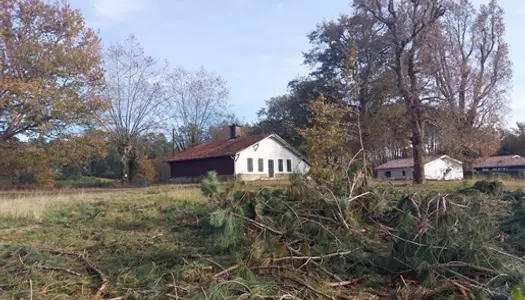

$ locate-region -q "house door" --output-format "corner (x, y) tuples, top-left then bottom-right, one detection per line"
(268, 160), (275, 178)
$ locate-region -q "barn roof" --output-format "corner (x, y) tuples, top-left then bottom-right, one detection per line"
(473, 155), (525, 168)
(166, 134), (272, 162)
(375, 155), (461, 170)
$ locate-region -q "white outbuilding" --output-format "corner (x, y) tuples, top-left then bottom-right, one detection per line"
(375, 155), (463, 180)
(166, 124), (310, 182)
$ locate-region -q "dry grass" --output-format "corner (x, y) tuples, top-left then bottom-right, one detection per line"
(0, 185), (204, 219)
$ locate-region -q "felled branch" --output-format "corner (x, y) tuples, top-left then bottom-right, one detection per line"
(47, 248), (108, 298)
(271, 250), (353, 263)
(35, 263), (81, 276)
(231, 213), (284, 235)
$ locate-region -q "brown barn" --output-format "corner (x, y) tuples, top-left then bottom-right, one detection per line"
(166, 125), (310, 182)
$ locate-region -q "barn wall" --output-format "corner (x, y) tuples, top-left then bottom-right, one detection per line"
(169, 156), (234, 179)
(377, 168), (413, 180)
(235, 136), (310, 180)
(424, 158), (463, 180)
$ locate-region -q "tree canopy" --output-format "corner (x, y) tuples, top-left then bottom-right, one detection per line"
(0, 0), (106, 142)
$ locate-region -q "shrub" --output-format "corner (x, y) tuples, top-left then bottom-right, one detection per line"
(472, 180), (505, 196)
(135, 157), (155, 183)
(12, 172), (38, 185)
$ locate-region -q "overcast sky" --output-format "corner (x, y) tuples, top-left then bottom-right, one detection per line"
(69, 0), (525, 127)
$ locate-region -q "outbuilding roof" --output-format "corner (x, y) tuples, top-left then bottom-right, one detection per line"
(375, 155), (461, 170)
(166, 134), (271, 162)
(473, 155), (525, 168)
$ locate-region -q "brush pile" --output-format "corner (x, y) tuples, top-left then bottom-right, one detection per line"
(182, 173), (525, 299)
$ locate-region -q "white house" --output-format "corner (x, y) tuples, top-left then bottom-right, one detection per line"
(376, 155), (463, 180)
(166, 125), (310, 182)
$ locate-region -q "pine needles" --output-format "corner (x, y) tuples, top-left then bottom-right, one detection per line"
(194, 174), (525, 299)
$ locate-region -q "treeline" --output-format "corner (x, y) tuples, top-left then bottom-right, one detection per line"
(251, 0), (512, 183)
(0, 0), (239, 187)
(0, 0), (517, 186)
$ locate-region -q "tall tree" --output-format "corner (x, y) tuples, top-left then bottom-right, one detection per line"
(356, 0), (446, 184)
(103, 35), (166, 183)
(0, 0), (105, 142)
(166, 67), (229, 151)
(498, 122), (525, 156)
(252, 92), (311, 148)
(208, 116), (248, 141)
(256, 11), (399, 154)
(432, 0), (511, 174)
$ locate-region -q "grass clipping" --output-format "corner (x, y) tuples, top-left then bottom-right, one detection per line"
(196, 172), (525, 300)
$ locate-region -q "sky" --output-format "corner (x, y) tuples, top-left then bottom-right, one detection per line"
(68, 0), (525, 127)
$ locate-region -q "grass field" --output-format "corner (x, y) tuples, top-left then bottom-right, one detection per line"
(54, 176), (116, 189)
(373, 178), (525, 192)
(0, 178), (523, 299)
(0, 185), (212, 299)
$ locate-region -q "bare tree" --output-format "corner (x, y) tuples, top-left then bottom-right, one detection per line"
(433, 0), (511, 175)
(166, 67), (230, 151)
(355, 0), (446, 184)
(103, 35), (167, 183)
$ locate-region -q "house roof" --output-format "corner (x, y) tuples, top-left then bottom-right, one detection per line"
(166, 134), (272, 162)
(473, 155), (525, 168)
(375, 155), (461, 170)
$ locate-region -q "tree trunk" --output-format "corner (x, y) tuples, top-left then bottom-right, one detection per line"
(128, 158), (136, 183)
(411, 137), (425, 184)
(409, 106), (426, 184)
(118, 143), (132, 185)
(119, 156), (127, 185)
(462, 160), (473, 179)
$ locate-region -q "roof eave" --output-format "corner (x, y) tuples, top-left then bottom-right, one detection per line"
(164, 153), (234, 163)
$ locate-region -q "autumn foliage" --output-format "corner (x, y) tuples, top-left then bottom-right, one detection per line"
(135, 157), (156, 183)
(299, 95), (355, 185)
(0, 0), (106, 141)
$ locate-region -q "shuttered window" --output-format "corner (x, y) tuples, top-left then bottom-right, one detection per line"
(278, 159), (284, 172)
(247, 158), (253, 172)
(258, 159), (264, 172)
(286, 159), (292, 172)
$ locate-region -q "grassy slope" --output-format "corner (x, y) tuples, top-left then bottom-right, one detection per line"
(0, 179), (521, 299)
(0, 186), (223, 299)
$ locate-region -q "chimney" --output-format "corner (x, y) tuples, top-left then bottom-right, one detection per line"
(229, 123), (241, 140)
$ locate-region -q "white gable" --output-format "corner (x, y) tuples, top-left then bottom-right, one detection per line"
(376, 155), (463, 181)
(424, 156), (463, 180)
(234, 135), (310, 178)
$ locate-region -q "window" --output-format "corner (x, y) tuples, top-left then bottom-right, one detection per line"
(247, 158), (253, 172)
(385, 171), (391, 178)
(286, 159), (292, 172)
(258, 158), (264, 172)
(278, 159), (284, 172)
(402, 170), (406, 176)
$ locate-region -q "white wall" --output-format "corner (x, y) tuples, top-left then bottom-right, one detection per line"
(376, 157), (463, 181)
(235, 136), (310, 180)
(424, 158), (463, 180)
(377, 168), (413, 180)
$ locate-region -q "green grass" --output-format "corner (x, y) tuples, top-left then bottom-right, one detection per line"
(55, 176), (116, 189)
(0, 178), (520, 299)
(372, 178), (525, 193)
(0, 185), (220, 299)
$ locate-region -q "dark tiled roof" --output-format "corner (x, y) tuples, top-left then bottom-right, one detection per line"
(166, 134), (271, 162)
(473, 155), (525, 168)
(375, 156), (441, 170)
